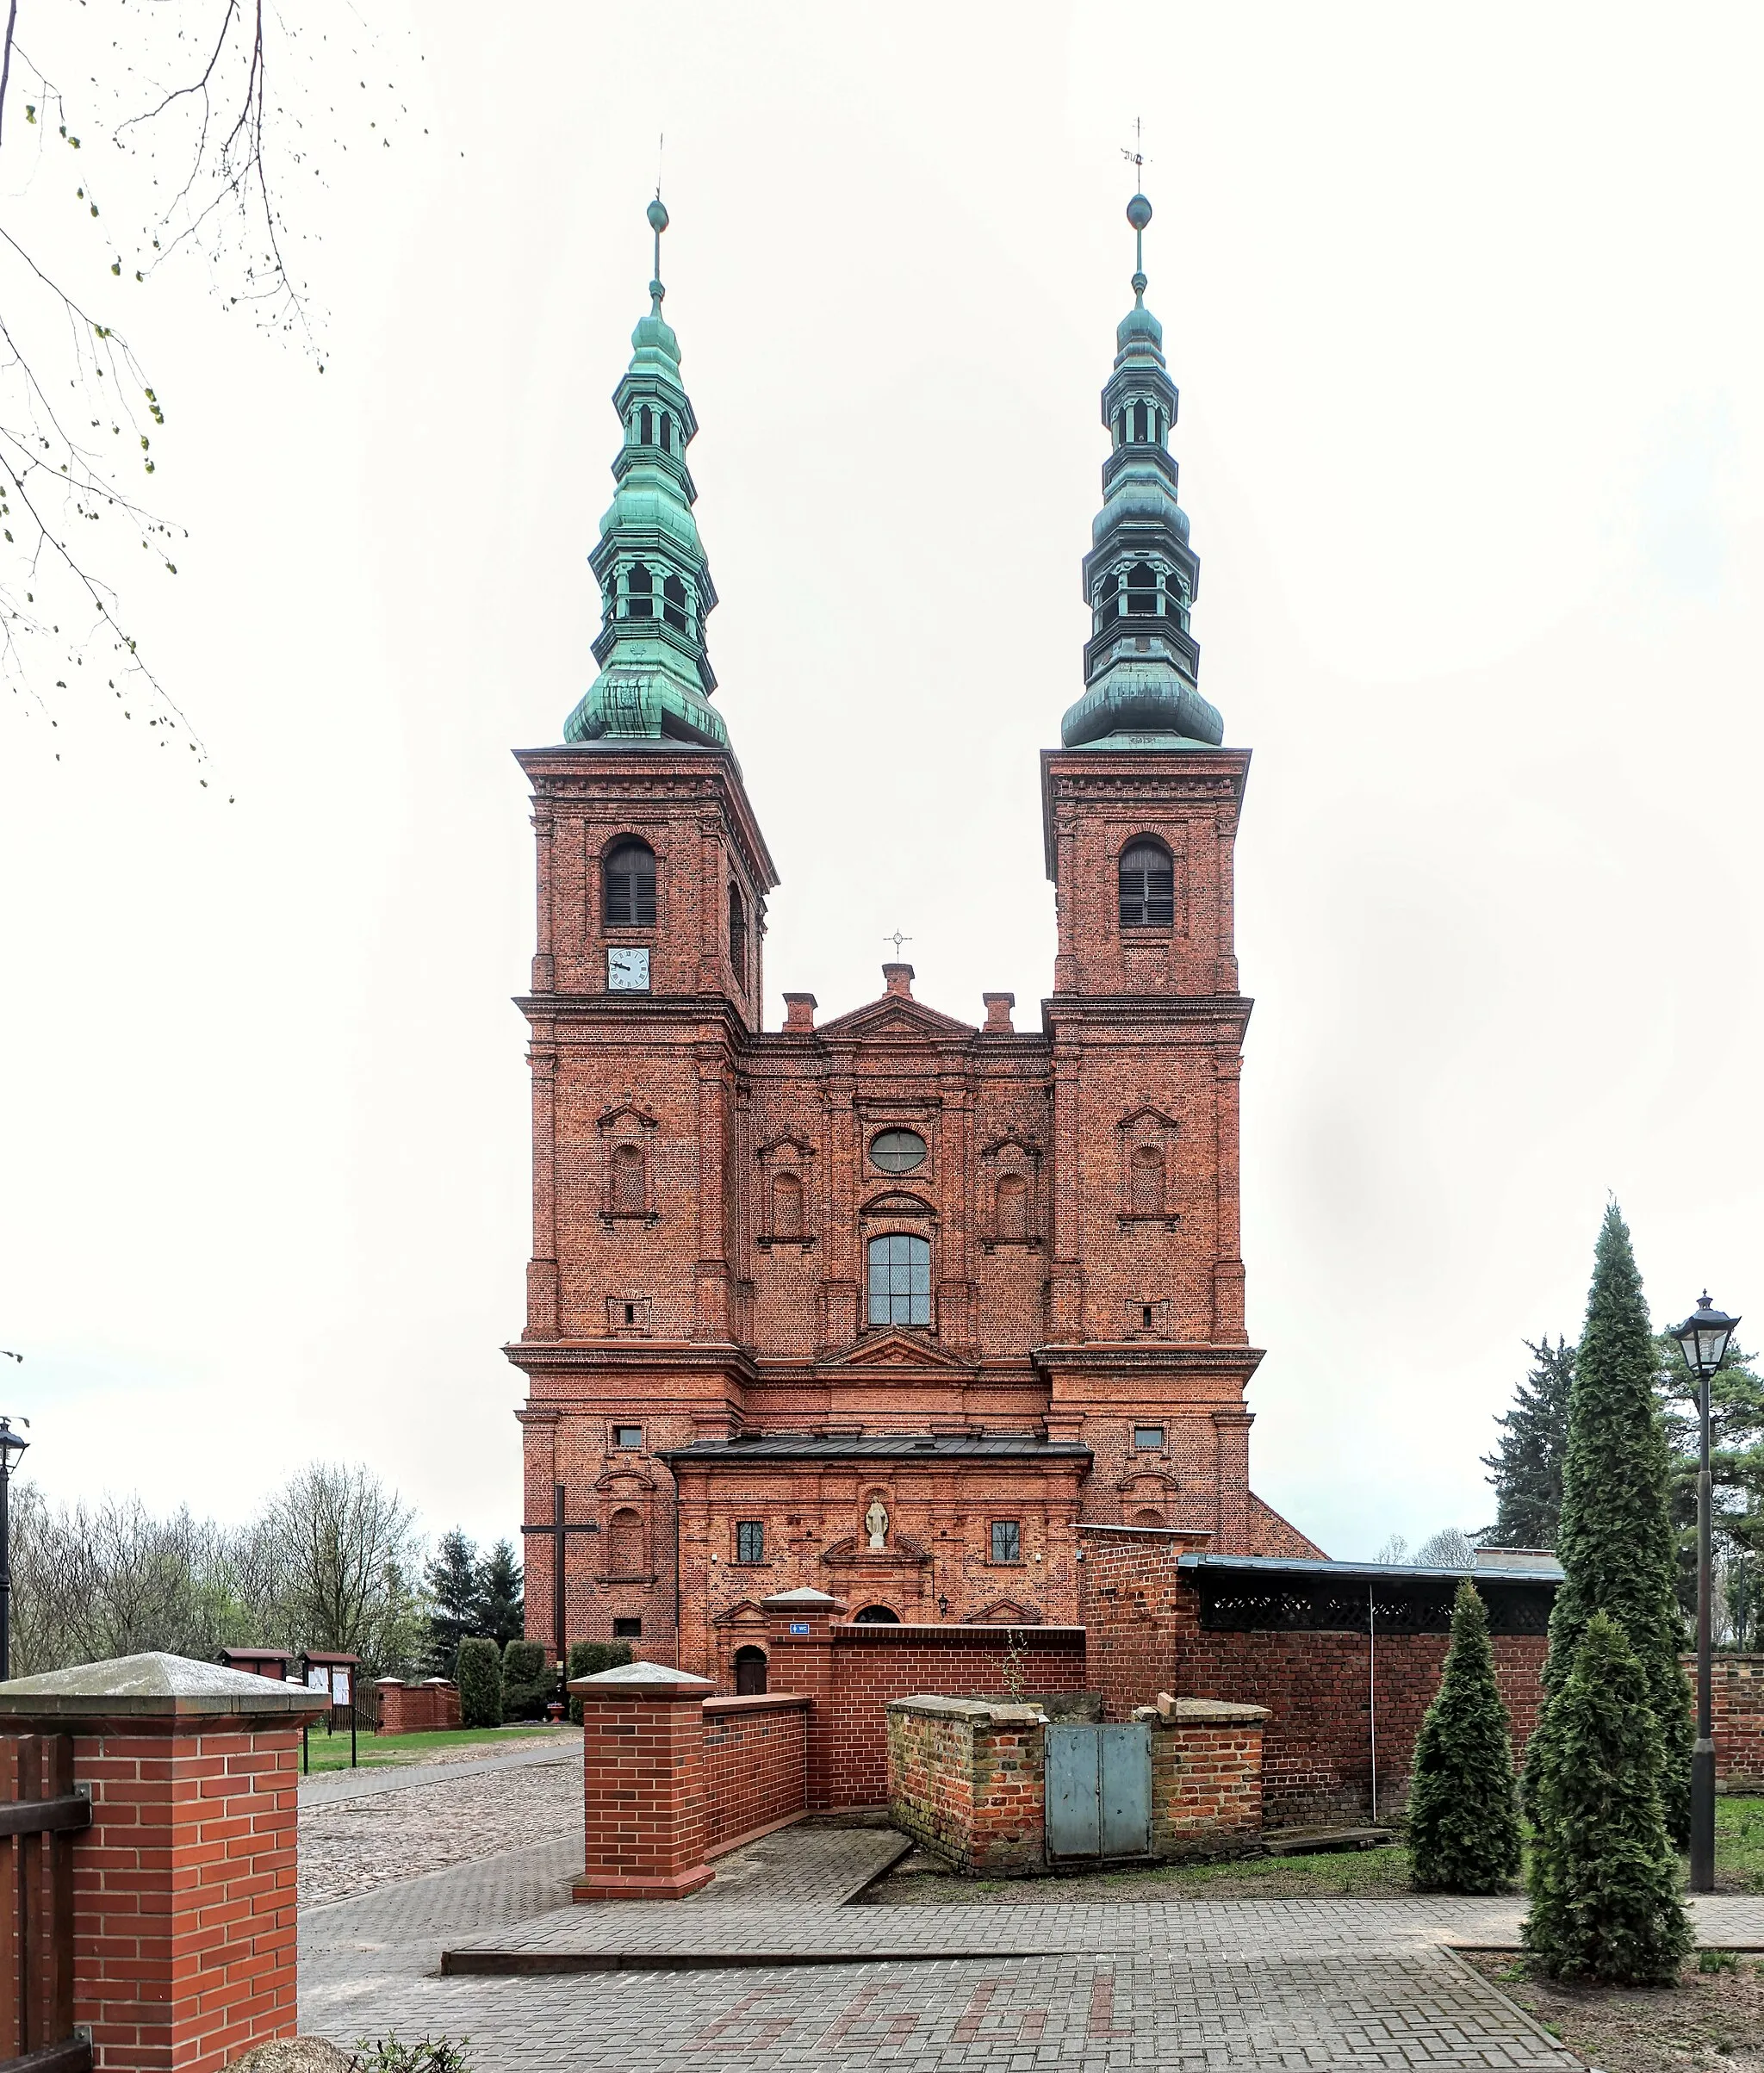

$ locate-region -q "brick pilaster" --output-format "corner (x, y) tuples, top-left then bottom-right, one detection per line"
(569, 1663), (716, 1900)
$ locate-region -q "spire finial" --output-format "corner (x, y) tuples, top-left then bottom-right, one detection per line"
(1121, 120), (1152, 304)
(648, 138), (668, 308)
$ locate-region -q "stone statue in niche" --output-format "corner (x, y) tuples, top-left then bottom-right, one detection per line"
(864, 1497), (889, 1550)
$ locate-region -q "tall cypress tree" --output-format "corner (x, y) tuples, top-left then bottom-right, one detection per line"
(1481, 1338), (1575, 1549)
(1407, 1580), (1522, 1892)
(1525, 1613), (1692, 1984)
(1524, 1205), (1693, 1847)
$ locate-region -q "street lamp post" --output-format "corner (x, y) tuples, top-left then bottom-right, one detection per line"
(0, 1416), (31, 1683)
(1671, 1292), (1741, 1895)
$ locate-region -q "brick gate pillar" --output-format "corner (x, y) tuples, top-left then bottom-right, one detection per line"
(761, 1590), (848, 1809)
(568, 1661), (715, 1900)
(0, 1649), (326, 2073)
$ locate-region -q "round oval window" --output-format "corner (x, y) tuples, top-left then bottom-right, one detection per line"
(870, 1129), (927, 1174)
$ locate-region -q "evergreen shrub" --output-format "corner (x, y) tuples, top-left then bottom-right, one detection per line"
(455, 1637), (502, 1729)
(1525, 1611), (1691, 1984)
(1407, 1580), (1522, 1892)
(500, 1639), (554, 1720)
(1524, 1205), (1693, 1847)
(566, 1640), (634, 1726)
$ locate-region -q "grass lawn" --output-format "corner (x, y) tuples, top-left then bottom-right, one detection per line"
(864, 1794), (1764, 1905)
(298, 1722), (578, 1774)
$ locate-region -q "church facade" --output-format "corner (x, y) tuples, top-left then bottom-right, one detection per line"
(511, 192), (1320, 1686)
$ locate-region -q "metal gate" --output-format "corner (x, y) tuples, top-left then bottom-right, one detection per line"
(1044, 1722), (1152, 1860)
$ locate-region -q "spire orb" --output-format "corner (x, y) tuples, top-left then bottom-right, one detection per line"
(1126, 192), (1152, 232)
(647, 197), (669, 234)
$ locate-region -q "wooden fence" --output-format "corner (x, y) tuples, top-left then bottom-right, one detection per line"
(0, 1734), (91, 2072)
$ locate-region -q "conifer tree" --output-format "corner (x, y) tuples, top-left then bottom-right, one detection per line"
(474, 1541), (525, 1649)
(1525, 1612), (1692, 1984)
(1407, 1580), (1522, 1892)
(1523, 1205), (1693, 1848)
(424, 1529), (480, 1678)
(1481, 1338), (1575, 1549)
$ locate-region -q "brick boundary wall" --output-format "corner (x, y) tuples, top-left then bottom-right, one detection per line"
(1078, 1526), (1553, 1828)
(1147, 1698), (1267, 1854)
(373, 1679), (462, 1735)
(701, 1695), (810, 1852)
(1684, 1654), (1764, 1791)
(0, 1654), (325, 2073)
(821, 1623), (1089, 1806)
(570, 1667), (717, 1901)
(886, 1698), (1046, 1874)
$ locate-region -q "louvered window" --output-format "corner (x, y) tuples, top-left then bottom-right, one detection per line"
(1119, 838), (1174, 928)
(604, 840), (656, 926)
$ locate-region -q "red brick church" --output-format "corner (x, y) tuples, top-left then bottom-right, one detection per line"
(511, 191), (1321, 1686)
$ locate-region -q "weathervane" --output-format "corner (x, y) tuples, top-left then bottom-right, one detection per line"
(1121, 117), (1148, 181)
(648, 133), (668, 303)
(884, 931), (912, 957)
(1121, 119), (1152, 299)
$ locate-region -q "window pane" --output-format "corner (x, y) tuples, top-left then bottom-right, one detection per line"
(1134, 1425), (1164, 1450)
(736, 1520), (764, 1564)
(871, 1130), (927, 1173)
(613, 1426), (643, 1449)
(991, 1520), (1022, 1563)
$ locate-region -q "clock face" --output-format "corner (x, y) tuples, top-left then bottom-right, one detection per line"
(607, 947), (650, 992)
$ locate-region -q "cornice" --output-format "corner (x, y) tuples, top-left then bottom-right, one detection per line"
(514, 743), (778, 891)
(504, 1339), (761, 1385)
(1033, 1341), (1264, 1379)
(1039, 995), (1253, 1034)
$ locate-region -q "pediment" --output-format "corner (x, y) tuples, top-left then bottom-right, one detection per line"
(1116, 1468), (1183, 1493)
(859, 1190), (937, 1221)
(980, 1132), (1041, 1161)
(593, 1467), (657, 1494)
(1117, 1104), (1179, 1133)
(823, 1533), (931, 1569)
(819, 994), (974, 1041)
(597, 1101), (659, 1133)
(757, 1133), (815, 1161)
(711, 1598), (770, 1629)
(822, 1332), (974, 1375)
(971, 1598), (1044, 1625)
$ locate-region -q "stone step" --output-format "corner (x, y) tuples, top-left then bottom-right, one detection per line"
(1261, 1825), (1395, 1856)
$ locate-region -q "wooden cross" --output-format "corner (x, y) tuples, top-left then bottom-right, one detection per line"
(520, 1481), (600, 1666)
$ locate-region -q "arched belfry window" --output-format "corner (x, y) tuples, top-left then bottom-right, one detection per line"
(662, 573), (689, 632)
(638, 406), (654, 445)
(727, 882), (748, 980)
(625, 562), (654, 620)
(1098, 570), (1121, 630)
(604, 839), (656, 928)
(1119, 837), (1175, 929)
(1125, 562), (1158, 617)
(867, 1233), (930, 1327)
(658, 413), (673, 453)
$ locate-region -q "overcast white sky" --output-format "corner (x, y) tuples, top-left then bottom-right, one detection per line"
(3, 4), (1761, 1565)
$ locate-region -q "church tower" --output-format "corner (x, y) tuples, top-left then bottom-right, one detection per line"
(509, 190), (1315, 1687)
(1036, 190), (1258, 1546)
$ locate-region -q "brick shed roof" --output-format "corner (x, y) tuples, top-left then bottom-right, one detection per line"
(660, 1432), (1092, 1463)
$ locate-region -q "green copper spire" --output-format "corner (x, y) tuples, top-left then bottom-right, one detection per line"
(1059, 190), (1223, 751)
(562, 198), (730, 750)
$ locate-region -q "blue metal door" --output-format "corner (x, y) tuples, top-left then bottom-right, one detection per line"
(1045, 1722), (1152, 1859)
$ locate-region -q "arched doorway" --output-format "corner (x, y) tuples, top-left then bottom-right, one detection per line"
(732, 1646), (767, 1695)
(853, 1604), (900, 1624)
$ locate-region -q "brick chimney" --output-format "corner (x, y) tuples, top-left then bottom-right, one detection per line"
(882, 963), (915, 998)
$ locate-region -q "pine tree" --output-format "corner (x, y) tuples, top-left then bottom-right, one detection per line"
(1481, 1338), (1575, 1549)
(1524, 1612), (1692, 1984)
(1407, 1580), (1522, 1892)
(475, 1541), (525, 1649)
(1524, 1205), (1693, 1848)
(424, 1528), (480, 1678)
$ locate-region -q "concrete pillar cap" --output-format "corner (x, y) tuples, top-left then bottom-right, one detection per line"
(0, 1651), (331, 1718)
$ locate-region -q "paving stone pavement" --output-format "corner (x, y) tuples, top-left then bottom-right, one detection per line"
(301, 1819), (1764, 2068)
(298, 1736), (580, 1808)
